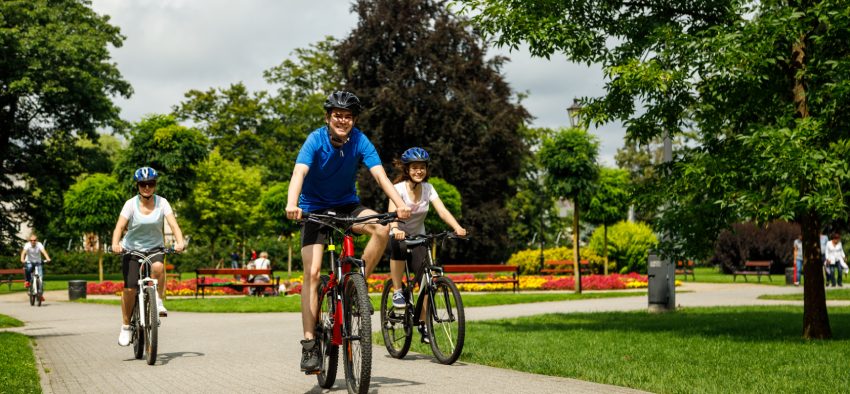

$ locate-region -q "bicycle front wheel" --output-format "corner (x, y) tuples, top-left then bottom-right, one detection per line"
(36, 277), (42, 307)
(427, 276), (465, 365)
(132, 297), (144, 359)
(144, 286), (158, 365)
(380, 278), (412, 359)
(28, 285), (35, 306)
(316, 275), (338, 389)
(342, 273), (372, 394)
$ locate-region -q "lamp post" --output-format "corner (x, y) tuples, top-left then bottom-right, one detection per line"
(567, 98), (582, 128)
(566, 98), (584, 293)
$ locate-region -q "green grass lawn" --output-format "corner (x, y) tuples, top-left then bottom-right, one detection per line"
(0, 314), (40, 393)
(760, 288), (850, 301)
(379, 305), (850, 394)
(685, 266), (787, 285)
(75, 290), (647, 312)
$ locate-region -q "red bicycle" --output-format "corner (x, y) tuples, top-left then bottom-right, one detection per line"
(302, 211), (398, 394)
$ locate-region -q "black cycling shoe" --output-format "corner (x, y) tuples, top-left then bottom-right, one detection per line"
(300, 339), (321, 372)
(418, 324), (430, 344)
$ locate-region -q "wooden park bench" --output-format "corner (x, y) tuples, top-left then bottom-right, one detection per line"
(540, 259), (591, 275)
(0, 268), (25, 290)
(441, 264), (519, 293)
(676, 260), (696, 281)
(195, 268), (280, 298)
(733, 260), (772, 282)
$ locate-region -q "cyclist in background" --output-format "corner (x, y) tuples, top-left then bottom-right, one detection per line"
(285, 91), (411, 372)
(387, 147), (466, 343)
(20, 233), (51, 301)
(111, 167), (185, 347)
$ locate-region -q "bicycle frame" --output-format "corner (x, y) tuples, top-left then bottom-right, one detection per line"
(124, 249), (168, 327)
(404, 238), (449, 326)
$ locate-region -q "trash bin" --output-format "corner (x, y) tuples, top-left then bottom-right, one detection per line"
(647, 253), (675, 312)
(785, 267), (795, 285)
(68, 280), (87, 300)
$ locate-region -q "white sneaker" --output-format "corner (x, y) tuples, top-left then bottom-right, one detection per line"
(118, 325), (132, 346)
(392, 289), (406, 308)
(156, 299), (168, 317)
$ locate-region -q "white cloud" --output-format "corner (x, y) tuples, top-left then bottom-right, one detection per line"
(90, 0), (624, 165)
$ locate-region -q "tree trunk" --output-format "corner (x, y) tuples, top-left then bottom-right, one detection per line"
(573, 199), (582, 293)
(791, 27), (830, 338)
(98, 251), (104, 283)
(800, 212), (830, 338)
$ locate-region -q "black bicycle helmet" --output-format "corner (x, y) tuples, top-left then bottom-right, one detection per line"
(323, 91), (362, 115)
(401, 147), (430, 164)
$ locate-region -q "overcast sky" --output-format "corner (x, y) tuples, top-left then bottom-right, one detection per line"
(90, 0), (624, 165)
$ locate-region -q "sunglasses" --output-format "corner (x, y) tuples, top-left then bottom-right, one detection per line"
(138, 182), (157, 188)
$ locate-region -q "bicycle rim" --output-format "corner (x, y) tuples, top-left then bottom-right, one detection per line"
(380, 278), (412, 359)
(144, 287), (158, 365)
(427, 277), (465, 365)
(132, 298), (144, 359)
(343, 274), (372, 394)
(316, 275), (338, 389)
(29, 287), (35, 306)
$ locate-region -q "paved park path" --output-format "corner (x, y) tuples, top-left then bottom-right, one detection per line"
(0, 282), (829, 394)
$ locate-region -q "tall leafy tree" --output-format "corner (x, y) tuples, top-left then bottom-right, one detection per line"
(254, 181), (300, 275)
(113, 115), (209, 202)
(181, 150), (262, 263)
(0, 0), (131, 249)
(539, 128), (600, 292)
(63, 173), (124, 281)
(337, 0), (530, 261)
(175, 37), (341, 183)
(464, 0), (849, 338)
(582, 167), (630, 275)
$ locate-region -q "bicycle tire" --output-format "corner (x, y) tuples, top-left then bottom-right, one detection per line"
(427, 276), (465, 365)
(36, 277), (42, 307)
(28, 283), (35, 306)
(132, 297), (144, 359)
(380, 278), (412, 358)
(316, 274), (338, 389)
(342, 273), (372, 394)
(144, 286), (158, 365)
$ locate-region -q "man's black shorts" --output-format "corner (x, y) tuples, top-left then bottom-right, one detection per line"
(301, 203), (369, 247)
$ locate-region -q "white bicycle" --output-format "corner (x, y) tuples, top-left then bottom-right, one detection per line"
(26, 261), (45, 307)
(123, 247), (174, 365)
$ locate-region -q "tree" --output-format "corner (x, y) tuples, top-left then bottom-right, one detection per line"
(254, 181), (300, 276)
(539, 128), (599, 292)
(181, 150), (262, 264)
(175, 37), (340, 183)
(465, 0), (849, 338)
(0, 0), (131, 248)
(582, 167), (630, 275)
(337, 0), (530, 262)
(113, 115), (209, 202)
(63, 173), (124, 281)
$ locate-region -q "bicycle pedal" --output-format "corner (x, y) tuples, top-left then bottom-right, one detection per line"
(303, 369), (321, 375)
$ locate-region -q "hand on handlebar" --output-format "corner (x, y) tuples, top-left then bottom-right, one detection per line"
(173, 242), (185, 253)
(112, 243), (123, 254)
(391, 228), (406, 240)
(395, 205), (411, 220)
(286, 205), (302, 221)
(454, 227), (468, 237)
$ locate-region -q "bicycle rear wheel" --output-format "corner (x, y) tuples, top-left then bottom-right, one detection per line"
(144, 286), (158, 365)
(380, 278), (412, 359)
(132, 297), (145, 359)
(342, 273), (372, 394)
(316, 275), (338, 389)
(427, 276), (465, 365)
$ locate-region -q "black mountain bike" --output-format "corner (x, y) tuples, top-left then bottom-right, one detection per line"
(123, 247), (174, 365)
(302, 211), (398, 394)
(380, 231), (466, 364)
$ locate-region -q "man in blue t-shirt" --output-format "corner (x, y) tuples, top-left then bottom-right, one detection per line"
(285, 91), (410, 372)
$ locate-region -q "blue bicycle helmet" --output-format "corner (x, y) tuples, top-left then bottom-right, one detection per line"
(133, 167), (158, 183)
(401, 147), (430, 164)
(323, 91), (362, 115)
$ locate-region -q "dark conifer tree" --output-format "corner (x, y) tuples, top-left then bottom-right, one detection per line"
(336, 0), (530, 262)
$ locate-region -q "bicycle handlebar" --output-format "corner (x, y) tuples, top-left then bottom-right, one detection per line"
(302, 211), (400, 230)
(404, 231), (470, 241)
(117, 247), (178, 255)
